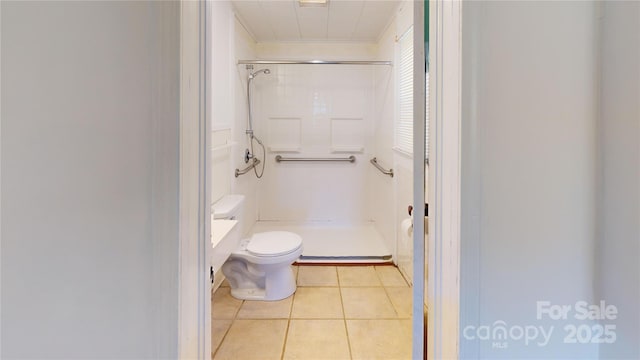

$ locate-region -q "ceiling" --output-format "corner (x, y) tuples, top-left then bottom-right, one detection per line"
(231, 0), (401, 43)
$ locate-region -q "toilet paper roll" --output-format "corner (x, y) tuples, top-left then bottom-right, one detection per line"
(400, 218), (413, 237)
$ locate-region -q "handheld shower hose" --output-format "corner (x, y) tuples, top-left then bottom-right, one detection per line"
(245, 66), (270, 178)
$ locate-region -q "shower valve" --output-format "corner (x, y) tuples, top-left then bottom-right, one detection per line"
(244, 149), (254, 163)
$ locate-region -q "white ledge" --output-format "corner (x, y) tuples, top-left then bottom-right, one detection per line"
(211, 219), (238, 248)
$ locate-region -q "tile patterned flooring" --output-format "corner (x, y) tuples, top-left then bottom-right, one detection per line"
(212, 265), (413, 360)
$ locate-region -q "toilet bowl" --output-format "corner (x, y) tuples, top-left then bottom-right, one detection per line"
(222, 231), (303, 301)
(212, 195), (303, 301)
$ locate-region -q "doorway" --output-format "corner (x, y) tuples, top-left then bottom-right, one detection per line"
(203, 1), (439, 359)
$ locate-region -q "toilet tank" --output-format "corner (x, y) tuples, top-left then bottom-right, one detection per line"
(212, 194), (245, 220)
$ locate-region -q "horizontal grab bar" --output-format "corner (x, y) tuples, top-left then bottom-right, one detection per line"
(275, 155), (356, 163)
(238, 59), (392, 66)
(235, 158), (261, 177)
(370, 157), (394, 177)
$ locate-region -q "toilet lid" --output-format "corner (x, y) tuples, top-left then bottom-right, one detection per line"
(247, 231), (302, 257)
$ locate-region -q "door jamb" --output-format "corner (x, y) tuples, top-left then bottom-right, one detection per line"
(178, 0), (211, 358)
(427, 1), (462, 359)
(412, 1), (426, 359)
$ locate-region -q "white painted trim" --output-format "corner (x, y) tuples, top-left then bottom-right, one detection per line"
(427, 1), (462, 359)
(392, 146), (414, 159)
(203, 0), (213, 357)
(0, 3), (3, 355)
(178, 1), (210, 358)
(412, 1), (426, 359)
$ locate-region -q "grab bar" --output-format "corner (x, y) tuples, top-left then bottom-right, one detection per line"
(275, 155), (356, 163)
(370, 157), (394, 177)
(235, 158), (261, 177)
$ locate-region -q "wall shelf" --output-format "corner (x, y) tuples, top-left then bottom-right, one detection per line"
(330, 146), (364, 154)
(211, 142), (237, 152)
(268, 146), (301, 153)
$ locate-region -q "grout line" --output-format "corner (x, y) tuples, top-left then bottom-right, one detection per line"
(337, 266), (354, 359)
(211, 319), (233, 359)
(280, 318), (291, 360)
(215, 265), (413, 359)
(344, 316), (411, 321)
(286, 316), (356, 320)
(375, 265), (413, 319)
(211, 287), (245, 359)
(280, 265), (298, 360)
(379, 288), (400, 318)
(288, 295), (295, 319)
(234, 298), (245, 319)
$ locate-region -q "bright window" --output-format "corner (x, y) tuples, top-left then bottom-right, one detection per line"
(396, 26), (430, 161)
(396, 26), (414, 154)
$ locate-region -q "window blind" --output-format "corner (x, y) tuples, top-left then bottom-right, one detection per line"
(395, 26), (430, 160)
(396, 27), (414, 155)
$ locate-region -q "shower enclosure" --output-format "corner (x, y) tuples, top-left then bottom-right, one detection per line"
(237, 60), (395, 264)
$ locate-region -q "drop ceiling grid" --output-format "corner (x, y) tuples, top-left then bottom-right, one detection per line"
(352, 1), (399, 41)
(232, 1), (275, 42)
(232, 0), (400, 43)
(327, 0), (365, 40)
(294, 2), (329, 40)
(261, 0), (301, 41)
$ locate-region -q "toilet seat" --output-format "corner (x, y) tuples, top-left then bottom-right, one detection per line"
(247, 231), (303, 257)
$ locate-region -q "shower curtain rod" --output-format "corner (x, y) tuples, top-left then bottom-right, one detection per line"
(238, 59), (392, 66)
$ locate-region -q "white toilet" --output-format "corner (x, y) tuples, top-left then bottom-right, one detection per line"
(213, 195), (303, 301)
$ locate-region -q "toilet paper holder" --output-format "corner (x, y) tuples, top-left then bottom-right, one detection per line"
(408, 203), (429, 217)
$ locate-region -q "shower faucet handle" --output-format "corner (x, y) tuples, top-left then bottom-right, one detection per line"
(244, 149), (254, 163)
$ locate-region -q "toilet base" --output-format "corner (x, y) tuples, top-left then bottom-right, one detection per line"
(230, 288), (268, 301)
(223, 261), (298, 301)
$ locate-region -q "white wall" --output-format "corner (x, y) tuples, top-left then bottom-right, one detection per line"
(1, 1), (180, 357)
(371, 0), (415, 279)
(460, 2), (599, 358)
(597, 2), (640, 358)
(255, 42), (378, 61)
(372, 17), (397, 262)
(232, 18), (260, 236)
(393, 1), (416, 281)
(211, 1), (235, 204)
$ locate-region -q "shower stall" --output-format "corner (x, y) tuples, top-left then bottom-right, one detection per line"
(235, 60), (396, 264)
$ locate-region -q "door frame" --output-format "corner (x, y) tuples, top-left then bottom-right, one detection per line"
(412, 1), (426, 359)
(426, 0), (462, 359)
(179, 0), (465, 358)
(178, 0), (211, 358)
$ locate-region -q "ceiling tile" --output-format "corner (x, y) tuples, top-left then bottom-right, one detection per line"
(295, 2), (329, 40)
(232, 0), (400, 42)
(327, 0), (364, 40)
(258, 0), (300, 41)
(352, 1), (399, 41)
(232, 1), (275, 42)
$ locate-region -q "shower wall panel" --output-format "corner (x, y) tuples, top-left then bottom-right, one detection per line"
(255, 65), (375, 223)
(230, 18), (260, 236)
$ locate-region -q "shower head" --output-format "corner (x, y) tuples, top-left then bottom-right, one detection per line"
(249, 68), (271, 80)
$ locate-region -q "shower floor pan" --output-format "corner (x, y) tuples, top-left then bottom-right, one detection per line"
(250, 221), (393, 264)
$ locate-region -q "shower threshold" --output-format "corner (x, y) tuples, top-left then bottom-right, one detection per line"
(251, 221), (393, 264)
